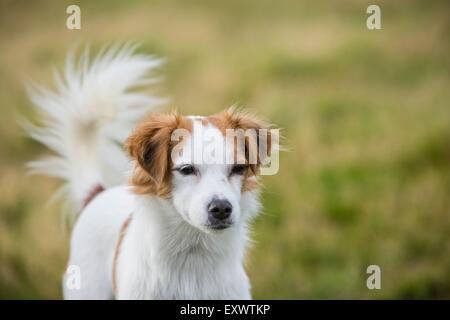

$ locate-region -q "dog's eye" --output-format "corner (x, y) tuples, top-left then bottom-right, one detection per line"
(230, 164), (248, 175)
(176, 165), (197, 176)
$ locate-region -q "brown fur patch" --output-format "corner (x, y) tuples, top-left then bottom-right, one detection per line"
(82, 184), (105, 209)
(126, 112), (192, 197)
(112, 214), (132, 294)
(201, 117), (209, 126)
(242, 176), (260, 192)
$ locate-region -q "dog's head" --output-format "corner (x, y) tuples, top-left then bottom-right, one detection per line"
(126, 107), (277, 233)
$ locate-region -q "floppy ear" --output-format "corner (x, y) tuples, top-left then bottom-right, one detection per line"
(126, 112), (186, 196)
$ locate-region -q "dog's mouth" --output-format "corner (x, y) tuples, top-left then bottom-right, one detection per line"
(207, 221), (233, 231)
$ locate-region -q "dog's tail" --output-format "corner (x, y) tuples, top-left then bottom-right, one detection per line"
(24, 44), (164, 214)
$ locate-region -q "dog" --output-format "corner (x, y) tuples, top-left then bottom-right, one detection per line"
(25, 45), (278, 299)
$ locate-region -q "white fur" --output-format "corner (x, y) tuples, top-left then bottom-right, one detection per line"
(26, 47), (262, 300)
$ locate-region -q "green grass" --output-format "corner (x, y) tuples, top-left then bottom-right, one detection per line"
(0, 0), (449, 299)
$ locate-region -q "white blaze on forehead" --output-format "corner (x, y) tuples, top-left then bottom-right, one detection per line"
(188, 115), (204, 121)
(175, 116), (230, 165)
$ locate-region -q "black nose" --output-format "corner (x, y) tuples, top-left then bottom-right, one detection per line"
(207, 199), (232, 220)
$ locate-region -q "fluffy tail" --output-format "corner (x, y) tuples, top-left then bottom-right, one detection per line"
(24, 44), (164, 212)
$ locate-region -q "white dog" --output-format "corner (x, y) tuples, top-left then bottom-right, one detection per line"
(25, 45), (276, 299)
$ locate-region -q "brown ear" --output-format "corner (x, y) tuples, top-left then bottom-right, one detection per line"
(126, 112), (192, 196)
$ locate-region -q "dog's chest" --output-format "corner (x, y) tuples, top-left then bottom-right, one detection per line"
(117, 243), (249, 299)
(157, 253), (246, 299)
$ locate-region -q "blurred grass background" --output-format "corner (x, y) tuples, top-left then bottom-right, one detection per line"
(0, 0), (449, 299)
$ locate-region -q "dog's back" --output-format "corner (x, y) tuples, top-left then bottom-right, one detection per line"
(63, 186), (133, 299)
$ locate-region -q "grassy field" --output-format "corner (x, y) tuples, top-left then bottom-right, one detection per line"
(0, 0), (449, 299)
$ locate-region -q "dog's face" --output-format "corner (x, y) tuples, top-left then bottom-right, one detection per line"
(127, 108), (273, 233)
